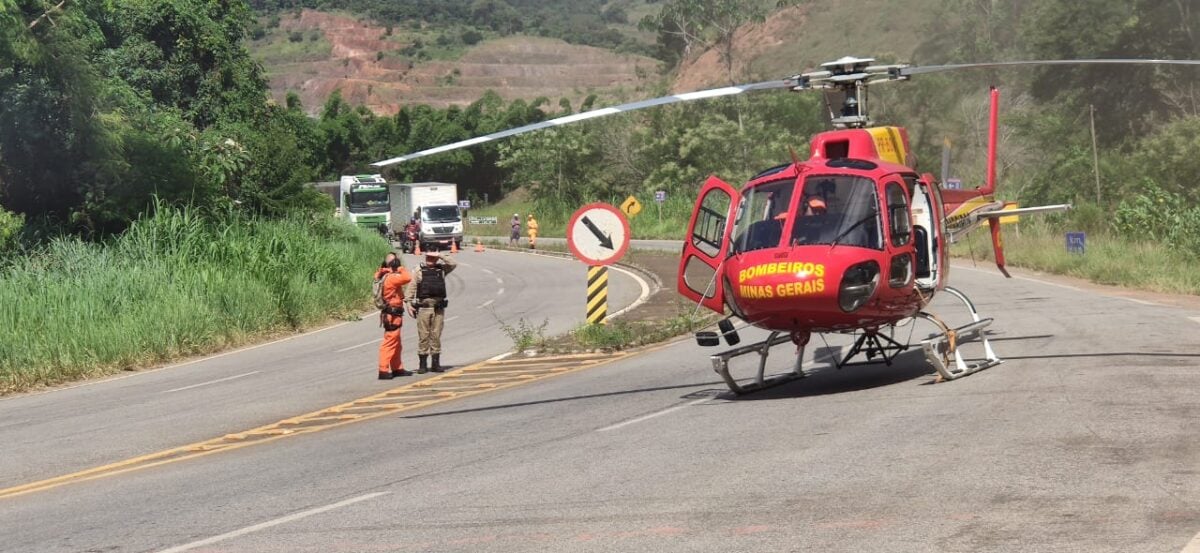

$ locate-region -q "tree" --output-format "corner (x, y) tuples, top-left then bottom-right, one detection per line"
(642, 0), (799, 85)
(1020, 0), (1200, 142)
(0, 0), (116, 222)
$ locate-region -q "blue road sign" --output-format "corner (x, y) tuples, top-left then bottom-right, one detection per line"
(1066, 232), (1086, 254)
(655, 190), (666, 203)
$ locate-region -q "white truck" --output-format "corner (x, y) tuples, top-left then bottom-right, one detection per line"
(390, 182), (462, 251)
(339, 175), (390, 234)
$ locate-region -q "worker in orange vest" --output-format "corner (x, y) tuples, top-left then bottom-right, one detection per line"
(378, 255), (413, 379)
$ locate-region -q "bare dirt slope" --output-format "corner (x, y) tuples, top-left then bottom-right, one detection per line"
(672, 0), (942, 92)
(261, 10), (662, 115)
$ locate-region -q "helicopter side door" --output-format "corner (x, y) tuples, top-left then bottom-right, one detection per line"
(882, 178), (917, 292)
(906, 174), (944, 291)
(678, 176), (740, 314)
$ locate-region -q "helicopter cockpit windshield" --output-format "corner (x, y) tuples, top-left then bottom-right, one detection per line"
(730, 179), (795, 254)
(790, 175), (882, 249)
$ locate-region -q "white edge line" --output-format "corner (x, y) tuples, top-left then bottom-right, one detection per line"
(1116, 296), (1160, 306)
(163, 371), (261, 394)
(1, 317), (363, 403)
(608, 264), (654, 319)
(1189, 316), (1200, 325)
(445, 316), (460, 323)
(482, 268), (495, 275)
(334, 338), (383, 353)
(482, 248), (655, 319)
(477, 299), (495, 309)
(155, 492), (388, 553)
(597, 397), (710, 432)
(952, 263), (1083, 291)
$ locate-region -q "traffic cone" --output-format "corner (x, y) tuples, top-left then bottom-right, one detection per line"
(451, 240), (458, 254)
(474, 238), (484, 253)
(414, 240), (421, 256)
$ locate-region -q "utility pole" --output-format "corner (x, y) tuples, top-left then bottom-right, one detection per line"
(1089, 104), (1101, 205)
(941, 138), (952, 183)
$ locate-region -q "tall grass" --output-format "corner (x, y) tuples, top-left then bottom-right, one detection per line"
(952, 221), (1200, 296)
(0, 208), (391, 393)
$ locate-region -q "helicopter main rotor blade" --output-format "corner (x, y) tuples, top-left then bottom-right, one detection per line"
(370, 80), (793, 167)
(902, 58), (1200, 76)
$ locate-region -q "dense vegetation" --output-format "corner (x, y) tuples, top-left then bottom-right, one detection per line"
(901, 0), (1200, 256)
(0, 0), (327, 237)
(0, 207), (390, 392)
(248, 0), (660, 57)
(0, 1), (392, 391)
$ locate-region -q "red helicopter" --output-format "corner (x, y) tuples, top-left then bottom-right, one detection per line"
(373, 56), (1200, 394)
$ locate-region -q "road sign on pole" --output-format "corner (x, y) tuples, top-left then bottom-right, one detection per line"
(566, 203), (631, 266)
(1066, 232), (1086, 254)
(654, 190), (666, 203)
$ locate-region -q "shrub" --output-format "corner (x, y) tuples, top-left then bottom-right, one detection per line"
(461, 29), (483, 45)
(0, 207), (22, 254)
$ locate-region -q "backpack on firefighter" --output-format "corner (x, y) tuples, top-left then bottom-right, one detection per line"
(372, 272), (390, 310)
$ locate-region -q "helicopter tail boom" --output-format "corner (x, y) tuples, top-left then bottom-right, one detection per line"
(981, 87), (999, 196)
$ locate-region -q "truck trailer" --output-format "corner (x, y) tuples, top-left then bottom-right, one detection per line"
(390, 182), (462, 251)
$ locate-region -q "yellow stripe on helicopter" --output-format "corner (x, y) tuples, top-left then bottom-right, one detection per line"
(866, 127), (908, 165)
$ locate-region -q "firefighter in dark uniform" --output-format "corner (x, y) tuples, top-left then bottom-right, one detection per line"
(404, 250), (457, 373)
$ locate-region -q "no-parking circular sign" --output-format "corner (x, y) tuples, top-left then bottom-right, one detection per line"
(566, 203), (631, 266)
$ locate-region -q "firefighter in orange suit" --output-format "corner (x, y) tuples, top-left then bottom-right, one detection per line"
(378, 256), (413, 379)
(405, 250), (457, 373)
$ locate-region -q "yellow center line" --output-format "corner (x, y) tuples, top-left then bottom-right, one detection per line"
(0, 349), (643, 500)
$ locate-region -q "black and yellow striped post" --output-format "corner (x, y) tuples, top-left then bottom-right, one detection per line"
(586, 265), (608, 325)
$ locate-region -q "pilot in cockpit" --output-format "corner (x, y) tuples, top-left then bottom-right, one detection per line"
(792, 180), (834, 245)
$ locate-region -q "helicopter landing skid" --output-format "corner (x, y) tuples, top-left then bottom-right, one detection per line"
(710, 332), (804, 395)
(918, 286), (1001, 381)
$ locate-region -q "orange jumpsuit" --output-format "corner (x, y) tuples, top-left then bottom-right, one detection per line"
(377, 267), (413, 376)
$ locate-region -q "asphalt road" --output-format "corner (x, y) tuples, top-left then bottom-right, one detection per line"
(2, 260), (1199, 553)
(0, 250), (644, 493)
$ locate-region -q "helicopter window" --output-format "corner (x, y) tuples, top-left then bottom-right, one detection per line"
(683, 256), (721, 298)
(889, 253), (913, 288)
(730, 179), (795, 254)
(788, 175), (882, 250)
(691, 188), (732, 258)
(886, 181), (912, 247)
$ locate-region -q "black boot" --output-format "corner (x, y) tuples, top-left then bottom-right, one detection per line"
(431, 354), (444, 372)
(417, 354), (429, 374)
